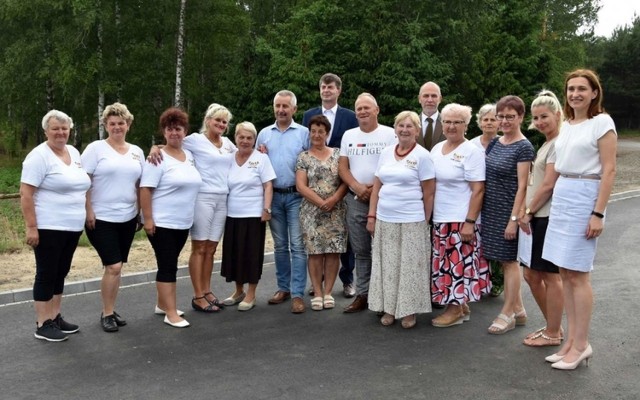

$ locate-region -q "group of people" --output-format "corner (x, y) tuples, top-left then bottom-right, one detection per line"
(20, 69), (616, 372)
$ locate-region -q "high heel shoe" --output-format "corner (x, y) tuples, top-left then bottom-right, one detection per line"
(551, 344), (592, 370)
(545, 353), (565, 363)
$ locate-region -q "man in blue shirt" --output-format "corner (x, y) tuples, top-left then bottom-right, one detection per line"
(257, 90), (310, 313)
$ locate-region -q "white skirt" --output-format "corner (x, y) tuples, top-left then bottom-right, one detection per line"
(542, 176), (601, 272)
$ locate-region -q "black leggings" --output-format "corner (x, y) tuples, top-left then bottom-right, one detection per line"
(146, 227), (189, 283)
(85, 217), (137, 266)
(33, 230), (82, 301)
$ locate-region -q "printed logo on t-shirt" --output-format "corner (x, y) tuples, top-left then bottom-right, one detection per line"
(248, 160), (260, 169)
(450, 152), (465, 163)
(404, 159), (417, 170)
(346, 142), (388, 156)
(74, 161), (83, 168)
(189, 158), (196, 167)
(132, 153), (142, 161)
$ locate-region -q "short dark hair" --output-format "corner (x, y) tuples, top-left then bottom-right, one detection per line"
(496, 95), (526, 116)
(308, 115), (331, 133)
(159, 107), (189, 132)
(319, 73), (342, 90)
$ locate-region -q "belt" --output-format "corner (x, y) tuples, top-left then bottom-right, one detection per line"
(561, 174), (600, 180)
(273, 186), (297, 194)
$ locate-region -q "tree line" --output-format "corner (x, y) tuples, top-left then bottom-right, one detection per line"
(0, 0), (637, 156)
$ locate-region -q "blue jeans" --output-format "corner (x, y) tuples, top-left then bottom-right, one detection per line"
(345, 195), (372, 296)
(269, 192), (307, 298)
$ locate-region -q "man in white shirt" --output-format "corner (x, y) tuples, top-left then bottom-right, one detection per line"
(417, 81), (444, 151)
(339, 93), (396, 313)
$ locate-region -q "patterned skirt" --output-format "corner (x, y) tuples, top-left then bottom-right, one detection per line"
(368, 220), (431, 318)
(431, 222), (491, 304)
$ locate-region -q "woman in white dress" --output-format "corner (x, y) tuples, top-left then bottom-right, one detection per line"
(542, 69), (616, 370)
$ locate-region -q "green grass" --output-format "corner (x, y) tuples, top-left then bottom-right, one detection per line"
(0, 199), (25, 252)
(617, 129), (640, 138)
(0, 165), (21, 194)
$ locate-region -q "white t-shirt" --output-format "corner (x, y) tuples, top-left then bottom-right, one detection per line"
(340, 125), (396, 186)
(470, 135), (484, 150)
(227, 150), (276, 218)
(375, 145), (435, 223)
(82, 140), (144, 222)
(21, 143), (91, 231)
(554, 114), (616, 175)
(140, 149), (202, 229)
(183, 133), (236, 194)
(431, 140), (486, 223)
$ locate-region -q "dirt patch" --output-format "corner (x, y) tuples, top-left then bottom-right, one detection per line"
(0, 231), (274, 292)
(1, 138), (638, 293)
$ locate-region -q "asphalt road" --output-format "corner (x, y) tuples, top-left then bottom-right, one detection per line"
(1, 192), (639, 400)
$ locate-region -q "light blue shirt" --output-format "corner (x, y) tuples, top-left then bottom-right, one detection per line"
(256, 121), (309, 188)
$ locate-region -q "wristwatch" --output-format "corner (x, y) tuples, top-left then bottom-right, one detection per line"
(510, 215), (518, 222)
(264, 208), (271, 214)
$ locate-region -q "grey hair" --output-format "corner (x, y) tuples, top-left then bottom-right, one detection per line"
(355, 92), (378, 107)
(274, 90), (297, 107)
(42, 110), (74, 130)
(235, 121), (257, 140)
(475, 103), (496, 126)
(441, 103), (473, 125)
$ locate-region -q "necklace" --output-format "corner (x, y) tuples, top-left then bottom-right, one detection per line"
(395, 142), (417, 158)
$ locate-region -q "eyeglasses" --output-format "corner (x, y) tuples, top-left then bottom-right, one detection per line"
(495, 114), (518, 121)
(442, 120), (466, 126)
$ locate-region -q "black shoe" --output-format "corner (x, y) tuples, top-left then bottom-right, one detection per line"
(113, 311), (127, 327)
(53, 313), (79, 334)
(35, 319), (68, 342)
(101, 313), (119, 332)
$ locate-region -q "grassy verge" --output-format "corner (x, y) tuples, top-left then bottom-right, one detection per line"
(618, 129), (640, 138)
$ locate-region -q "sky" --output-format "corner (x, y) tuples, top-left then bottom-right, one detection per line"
(594, 0), (639, 37)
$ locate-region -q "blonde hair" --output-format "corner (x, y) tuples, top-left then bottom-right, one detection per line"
(235, 121), (257, 140)
(393, 111), (421, 130)
(200, 103), (232, 134)
(529, 90), (563, 130)
(102, 102), (134, 125)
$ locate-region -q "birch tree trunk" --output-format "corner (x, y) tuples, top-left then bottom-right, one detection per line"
(174, 0), (187, 108)
(97, 1), (105, 140)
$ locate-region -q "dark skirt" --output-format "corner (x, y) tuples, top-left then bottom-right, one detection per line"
(221, 217), (266, 284)
(528, 217), (559, 273)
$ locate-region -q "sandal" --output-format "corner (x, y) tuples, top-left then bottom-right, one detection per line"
(191, 296), (221, 313)
(515, 309), (527, 326)
(488, 313), (515, 335)
(323, 295), (335, 309)
(461, 303), (471, 322)
(523, 330), (562, 347)
(526, 326), (565, 340)
(204, 292), (225, 308)
(311, 296), (324, 311)
(380, 313), (395, 326)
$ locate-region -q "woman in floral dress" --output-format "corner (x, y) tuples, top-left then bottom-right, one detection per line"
(296, 115), (348, 311)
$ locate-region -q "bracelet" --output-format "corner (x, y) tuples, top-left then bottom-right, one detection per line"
(367, 215), (376, 219)
(464, 218), (476, 224)
(591, 211), (604, 219)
